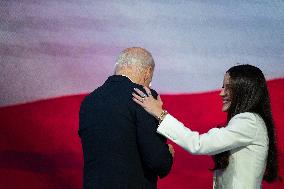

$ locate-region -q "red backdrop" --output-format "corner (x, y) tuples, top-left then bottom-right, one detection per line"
(1, 79), (283, 189)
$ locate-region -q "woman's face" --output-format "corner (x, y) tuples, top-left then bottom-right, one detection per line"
(220, 73), (232, 112)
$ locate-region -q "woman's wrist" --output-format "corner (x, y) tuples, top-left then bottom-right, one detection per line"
(157, 109), (168, 124)
(154, 109), (163, 120)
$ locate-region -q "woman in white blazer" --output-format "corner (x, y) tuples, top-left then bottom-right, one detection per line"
(132, 64), (278, 188)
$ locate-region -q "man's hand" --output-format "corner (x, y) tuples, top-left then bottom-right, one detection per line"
(168, 144), (175, 158)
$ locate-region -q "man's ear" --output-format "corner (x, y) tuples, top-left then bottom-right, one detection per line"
(143, 67), (152, 83)
(146, 66), (153, 78)
(142, 67), (153, 88)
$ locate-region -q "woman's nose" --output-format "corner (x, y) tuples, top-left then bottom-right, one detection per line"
(220, 88), (225, 97)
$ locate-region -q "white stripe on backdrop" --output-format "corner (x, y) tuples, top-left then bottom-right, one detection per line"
(1, 0), (284, 106)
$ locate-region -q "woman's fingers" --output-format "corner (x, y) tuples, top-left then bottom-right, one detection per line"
(143, 86), (152, 96)
(132, 92), (148, 107)
(168, 144), (175, 158)
(134, 88), (146, 97)
(132, 93), (143, 102)
(132, 97), (145, 107)
(133, 87), (156, 110)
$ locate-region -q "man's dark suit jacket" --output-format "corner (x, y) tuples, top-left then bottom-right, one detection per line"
(78, 75), (173, 189)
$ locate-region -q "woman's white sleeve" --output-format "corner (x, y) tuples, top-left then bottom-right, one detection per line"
(157, 112), (258, 155)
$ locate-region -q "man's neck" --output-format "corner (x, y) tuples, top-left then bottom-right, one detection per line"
(119, 74), (135, 83)
(115, 69), (146, 86)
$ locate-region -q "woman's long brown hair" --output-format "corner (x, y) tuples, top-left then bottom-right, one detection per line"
(212, 64), (278, 182)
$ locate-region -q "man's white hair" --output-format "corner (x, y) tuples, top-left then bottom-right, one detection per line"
(115, 47), (155, 73)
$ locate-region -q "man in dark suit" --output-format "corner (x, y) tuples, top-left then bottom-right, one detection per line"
(78, 47), (174, 189)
